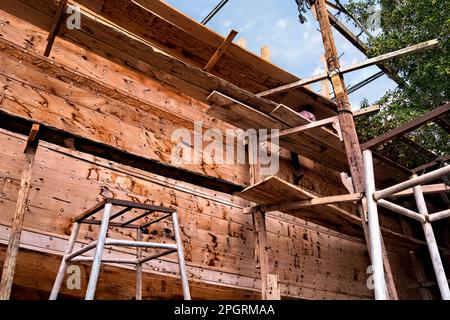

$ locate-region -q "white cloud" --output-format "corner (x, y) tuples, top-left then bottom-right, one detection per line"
(276, 18), (288, 29)
(222, 20), (232, 28)
(313, 66), (325, 76)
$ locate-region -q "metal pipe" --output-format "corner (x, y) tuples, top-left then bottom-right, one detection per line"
(413, 180), (450, 300)
(135, 229), (143, 301)
(140, 213), (172, 229)
(65, 241), (98, 261)
(377, 199), (426, 222)
(139, 249), (177, 264)
(429, 209), (450, 222)
(374, 166), (450, 200)
(201, 0), (230, 25)
(49, 222), (80, 300)
(172, 211), (191, 300)
(70, 257), (138, 264)
(105, 239), (177, 250)
(85, 202), (112, 300)
(363, 150), (388, 300)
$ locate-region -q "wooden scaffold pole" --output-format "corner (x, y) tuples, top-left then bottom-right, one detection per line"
(0, 124), (40, 299)
(313, 0), (397, 299)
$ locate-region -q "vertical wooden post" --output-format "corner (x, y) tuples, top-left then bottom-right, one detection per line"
(248, 133), (280, 299)
(252, 210), (270, 299)
(261, 46), (271, 62)
(313, 0), (398, 299)
(0, 124), (40, 300)
(320, 54), (331, 98)
(266, 274), (281, 300)
(409, 251), (433, 300)
(44, 0), (68, 57)
(135, 228), (143, 300)
(236, 38), (247, 49)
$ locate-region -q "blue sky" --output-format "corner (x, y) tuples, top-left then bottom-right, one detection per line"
(165, 0), (397, 110)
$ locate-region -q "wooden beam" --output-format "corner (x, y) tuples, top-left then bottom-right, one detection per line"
(409, 251), (433, 299)
(353, 105), (380, 117)
(372, 151), (413, 175)
(0, 124), (40, 299)
(0, 109), (243, 195)
(244, 192), (363, 214)
(320, 54), (330, 98)
(327, 11), (406, 87)
(325, 0), (340, 10)
(362, 103), (450, 150)
(252, 211), (270, 300)
(413, 155), (450, 173)
(399, 137), (437, 161)
(44, 0), (68, 57)
(277, 116), (338, 138)
(257, 39), (439, 97)
(434, 118), (450, 134)
(247, 130), (278, 300)
(24, 123), (40, 153)
(388, 184), (450, 198)
(203, 29), (238, 72)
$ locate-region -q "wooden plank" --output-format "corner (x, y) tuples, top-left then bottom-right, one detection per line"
(353, 105), (380, 117)
(327, 10), (404, 86)
(278, 116), (338, 137)
(239, 176), (362, 236)
(206, 91), (349, 172)
(203, 30), (238, 72)
(0, 107), (243, 195)
(108, 0), (338, 119)
(389, 184), (450, 198)
(0, 125), (39, 299)
(244, 193), (363, 214)
(270, 105), (342, 146)
(206, 91), (283, 130)
(43, 0), (68, 57)
(0, 108), (428, 299)
(362, 103), (450, 150)
(258, 39), (439, 97)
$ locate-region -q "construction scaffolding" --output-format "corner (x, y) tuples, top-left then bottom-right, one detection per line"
(0, 0), (447, 301)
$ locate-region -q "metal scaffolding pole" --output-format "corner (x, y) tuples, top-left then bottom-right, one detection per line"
(363, 150), (388, 300)
(412, 177), (450, 300)
(85, 202), (112, 300)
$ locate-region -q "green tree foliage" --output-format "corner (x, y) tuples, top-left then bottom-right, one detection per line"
(345, 0), (450, 168)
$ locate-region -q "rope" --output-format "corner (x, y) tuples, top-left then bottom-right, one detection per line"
(295, 0), (316, 24)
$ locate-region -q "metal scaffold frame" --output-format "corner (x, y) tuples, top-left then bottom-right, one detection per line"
(363, 150), (450, 300)
(49, 198), (191, 300)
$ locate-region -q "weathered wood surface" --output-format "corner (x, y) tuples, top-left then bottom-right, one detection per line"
(0, 129), (406, 299)
(0, 5), (434, 300)
(0, 2), (411, 188)
(0, 124), (39, 299)
(75, 0), (338, 119)
(207, 92), (349, 172)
